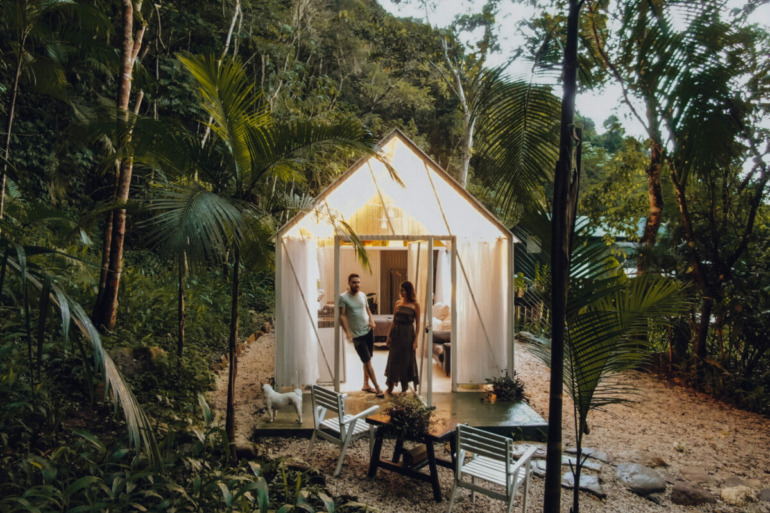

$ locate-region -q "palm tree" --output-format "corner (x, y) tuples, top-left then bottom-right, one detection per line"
(519, 212), (689, 513)
(148, 53), (383, 461)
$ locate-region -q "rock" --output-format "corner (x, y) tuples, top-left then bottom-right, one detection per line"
(512, 443), (547, 460)
(645, 455), (668, 468)
(671, 481), (717, 506)
(723, 476), (748, 488)
(566, 447), (612, 463)
(235, 441), (258, 459)
(759, 488), (770, 502)
(721, 485), (756, 506)
(680, 465), (719, 486)
(660, 471), (679, 485)
(262, 322), (271, 333)
(530, 457), (600, 478)
(564, 455), (602, 471)
(109, 346), (168, 377)
(561, 472), (606, 499)
(615, 463), (667, 496)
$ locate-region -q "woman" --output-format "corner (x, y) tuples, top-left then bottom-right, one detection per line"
(384, 281), (421, 395)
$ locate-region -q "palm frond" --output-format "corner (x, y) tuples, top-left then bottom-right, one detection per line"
(177, 53), (268, 182)
(246, 120), (384, 190)
(1, 244), (160, 466)
(145, 181), (245, 263)
(473, 76), (560, 219)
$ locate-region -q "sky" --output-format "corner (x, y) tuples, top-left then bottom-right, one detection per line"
(379, 0), (770, 139)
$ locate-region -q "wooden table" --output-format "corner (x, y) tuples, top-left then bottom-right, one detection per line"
(366, 413), (458, 502)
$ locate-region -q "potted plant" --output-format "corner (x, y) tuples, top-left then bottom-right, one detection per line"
(384, 395), (436, 442)
(485, 370), (527, 402)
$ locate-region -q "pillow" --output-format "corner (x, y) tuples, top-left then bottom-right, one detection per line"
(433, 302), (450, 321)
(439, 319), (452, 331)
(432, 317), (442, 329)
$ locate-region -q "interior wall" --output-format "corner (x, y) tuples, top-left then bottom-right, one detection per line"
(379, 250), (408, 314)
(318, 246), (381, 308)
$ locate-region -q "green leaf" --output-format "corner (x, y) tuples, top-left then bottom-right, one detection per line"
(63, 476), (101, 500)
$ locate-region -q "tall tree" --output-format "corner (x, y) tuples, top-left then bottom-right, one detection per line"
(544, 0), (584, 511)
(92, 0), (147, 330)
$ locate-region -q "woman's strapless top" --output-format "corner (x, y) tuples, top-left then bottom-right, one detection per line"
(393, 306), (416, 325)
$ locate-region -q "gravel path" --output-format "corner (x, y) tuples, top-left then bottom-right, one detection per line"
(209, 332), (770, 512)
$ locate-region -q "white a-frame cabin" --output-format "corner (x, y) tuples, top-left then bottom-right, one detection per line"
(275, 129), (515, 406)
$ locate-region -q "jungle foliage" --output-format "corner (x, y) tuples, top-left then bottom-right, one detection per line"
(0, 0), (768, 510)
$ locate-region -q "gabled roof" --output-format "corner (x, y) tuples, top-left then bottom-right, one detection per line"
(278, 129), (511, 240)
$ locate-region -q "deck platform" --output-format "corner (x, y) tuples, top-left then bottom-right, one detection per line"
(254, 391), (547, 441)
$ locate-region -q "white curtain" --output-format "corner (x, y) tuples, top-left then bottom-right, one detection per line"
(455, 238), (509, 383)
(407, 241), (431, 387)
(434, 248), (450, 306)
(277, 237), (322, 386)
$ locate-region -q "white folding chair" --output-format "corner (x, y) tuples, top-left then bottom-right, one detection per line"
(307, 385), (379, 477)
(446, 424), (537, 513)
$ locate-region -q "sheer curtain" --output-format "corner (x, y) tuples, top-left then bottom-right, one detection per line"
(277, 237), (321, 387)
(434, 248), (451, 306)
(455, 237), (509, 383)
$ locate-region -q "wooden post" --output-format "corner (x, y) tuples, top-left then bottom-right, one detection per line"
(450, 237), (458, 391)
(333, 236), (341, 392)
(507, 236), (515, 374)
(426, 238), (434, 407)
(275, 237), (284, 387)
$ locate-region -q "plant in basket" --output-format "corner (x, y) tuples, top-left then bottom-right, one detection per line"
(384, 395), (436, 441)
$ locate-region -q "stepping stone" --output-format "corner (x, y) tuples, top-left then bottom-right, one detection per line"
(512, 443), (547, 459)
(533, 460), (547, 477)
(721, 485), (756, 506)
(615, 463), (667, 496)
(671, 481), (716, 506)
(723, 476), (748, 488)
(564, 455), (602, 471)
(566, 447), (612, 463)
(530, 456), (601, 477)
(561, 471), (606, 499)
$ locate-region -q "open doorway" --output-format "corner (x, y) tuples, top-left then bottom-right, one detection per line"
(324, 240), (454, 402)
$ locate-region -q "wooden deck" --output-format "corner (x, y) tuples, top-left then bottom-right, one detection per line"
(253, 391), (547, 441)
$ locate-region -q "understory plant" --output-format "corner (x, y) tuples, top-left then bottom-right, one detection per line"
(0, 394), (370, 512)
(520, 211), (689, 512)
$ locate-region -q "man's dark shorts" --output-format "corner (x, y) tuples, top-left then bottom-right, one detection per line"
(353, 329), (374, 363)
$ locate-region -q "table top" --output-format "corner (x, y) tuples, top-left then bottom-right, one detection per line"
(366, 413), (459, 441)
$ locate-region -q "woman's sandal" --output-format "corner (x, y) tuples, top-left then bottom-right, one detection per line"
(375, 390), (385, 398)
(361, 387), (376, 394)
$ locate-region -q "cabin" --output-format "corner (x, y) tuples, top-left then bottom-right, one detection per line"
(274, 130), (516, 406)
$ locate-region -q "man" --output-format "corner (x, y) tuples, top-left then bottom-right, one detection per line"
(339, 273), (384, 397)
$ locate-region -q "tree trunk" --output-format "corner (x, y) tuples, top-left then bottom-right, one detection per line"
(638, 136), (663, 273)
(92, 0), (145, 330)
(177, 251), (187, 362)
(226, 245), (241, 464)
(544, 1), (583, 512)
(694, 296), (712, 382)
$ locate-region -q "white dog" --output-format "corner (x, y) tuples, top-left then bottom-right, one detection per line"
(262, 384), (303, 424)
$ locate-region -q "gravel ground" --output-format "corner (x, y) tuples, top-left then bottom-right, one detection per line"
(210, 332), (770, 513)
